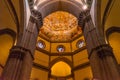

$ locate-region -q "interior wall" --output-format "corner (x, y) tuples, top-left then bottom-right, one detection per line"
(0, 1), (17, 32)
(34, 50), (49, 67)
(73, 49), (88, 67)
(0, 34), (13, 76)
(104, 0), (120, 31)
(50, 56), (59, 62)
(74, 66), (92, 80)
(50, 56), (72, 62)
(108, 32), (120, 64)
(0, 34), (13, 66)
(30, 67), (48, 80)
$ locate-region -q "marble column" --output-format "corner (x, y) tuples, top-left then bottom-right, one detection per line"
(1, 10), (43, 80)
(78, 10), (120, 80)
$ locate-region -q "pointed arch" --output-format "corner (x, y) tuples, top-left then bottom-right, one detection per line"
(50, 57), (72, 68)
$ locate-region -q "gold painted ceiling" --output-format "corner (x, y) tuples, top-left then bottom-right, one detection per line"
(39, 11), (82, 42)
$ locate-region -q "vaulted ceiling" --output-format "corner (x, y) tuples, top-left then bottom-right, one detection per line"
(40, 11), (82, 42)
(0, 0), (120, 79)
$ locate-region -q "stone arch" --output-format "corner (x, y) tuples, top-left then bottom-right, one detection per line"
(0, 28), (16, 43)
(50, 57), (72, 69)
(106, 26), (120, 64)
(0, 28), (15, 67)
(106, 26), (120, 41)
(37, 0), (83, 19)
(49, 57), (73, 78)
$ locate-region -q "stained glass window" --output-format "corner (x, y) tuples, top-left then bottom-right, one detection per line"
(77, 39), (85, 48)
(57, 45), (65, 52)
(37, 40), (45, 49)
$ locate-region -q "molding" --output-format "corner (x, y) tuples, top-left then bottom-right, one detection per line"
(49, 57), (73, 68)
(73, 46), (86, 55)
(89, 44), (113, 59)
(36, 47), (50, 56)
(0, 28), (16, 37)
(50, 53), (72, 56)
(38, 33), (83, 43)
(50, 74), (73, 79)
(37, 0), (83, 18)
(6, 0), (20, 32)
(106, 26), (120, 42)
(73, 62), (90, 71)
(49, 57), (73, 79)
(102, 0), (115, 28)
(36, 46), (86, 56)
(52, 46), (86, 56)
(10, 46), (34, 60)
(33, 62), (49, 72)
(0, 28), (16, 44)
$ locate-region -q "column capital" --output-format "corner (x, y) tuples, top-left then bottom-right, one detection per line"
(89, 44), (114, 59)
(9, 46), (34, 60)
(32, 10), (43, 26)
(28, 0), (43, 28)
(29, 11), (43, 31)
(78, 10), (91, 30)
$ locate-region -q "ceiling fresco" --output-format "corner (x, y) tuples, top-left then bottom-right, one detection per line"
(39, 11), (82, 42)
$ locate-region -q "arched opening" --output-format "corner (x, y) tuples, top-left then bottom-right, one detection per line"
(49, 57), (73, 80)
(29, 0), (94, 80)
(51, 61), (71, 77)
(106, 27), (120, 64)
(109, 32), (120, 62)
(0, 32), (14, 76)
(37, 0), (83, 19)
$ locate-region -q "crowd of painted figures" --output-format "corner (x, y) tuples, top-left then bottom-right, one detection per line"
(40, 11), (82, 41)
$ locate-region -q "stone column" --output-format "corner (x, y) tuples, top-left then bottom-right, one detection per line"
(78, 10), (120, 80)
(1, 10), (43, 80)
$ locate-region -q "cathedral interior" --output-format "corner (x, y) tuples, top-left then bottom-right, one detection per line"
(0, 0), (120, 80)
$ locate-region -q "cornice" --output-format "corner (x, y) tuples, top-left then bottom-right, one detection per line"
(36, 46), (86, 56)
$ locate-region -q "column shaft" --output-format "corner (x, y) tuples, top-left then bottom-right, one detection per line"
(1, 12), (42, 80)
(79, 10), (120, 80)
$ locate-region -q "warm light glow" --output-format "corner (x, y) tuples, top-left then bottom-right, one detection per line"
(33, 5), (37, 10)
(51, 61), (71, 76)
(83, 5), (88, 10)
(0, 35), (13, 66)
(109, 32), (120, 64)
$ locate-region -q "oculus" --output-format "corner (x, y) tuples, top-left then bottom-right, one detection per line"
(37, 40), (45, 49)
(76, 39), (85, 48)
(57, 45), (65, 52)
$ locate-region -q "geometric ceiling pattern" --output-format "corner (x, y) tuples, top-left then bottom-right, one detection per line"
(39, 11), (82, 42)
